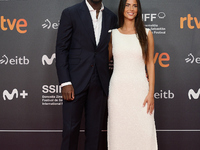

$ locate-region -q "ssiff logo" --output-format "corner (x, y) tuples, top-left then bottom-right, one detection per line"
(42, 53), (56, 65)
(143, 12), (167, 35)
(3, 89), (28, 100)
(142, 12), (166, 22)
(0, 16), (27, 33)
(42, 85), (61, 93)
(188, 88), (200, 100)
(180, 14), (200, 29)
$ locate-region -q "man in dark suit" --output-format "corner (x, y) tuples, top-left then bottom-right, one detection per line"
(56, 0), (117, 149)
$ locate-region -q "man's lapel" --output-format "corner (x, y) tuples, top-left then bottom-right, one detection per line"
(78, 1), (96, 46)
(97, 9), (109, 48)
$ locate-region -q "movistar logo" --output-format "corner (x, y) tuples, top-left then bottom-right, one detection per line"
(188, 88), (200, 100)
(42, 53), (56, 65)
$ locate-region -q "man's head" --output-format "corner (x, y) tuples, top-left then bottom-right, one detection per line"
(88, 0), (102, 4)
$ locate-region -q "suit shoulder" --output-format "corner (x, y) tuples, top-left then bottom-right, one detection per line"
(104, 7), (117, 17)
(62, 2), (82, 13)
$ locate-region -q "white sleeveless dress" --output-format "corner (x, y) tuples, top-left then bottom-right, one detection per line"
(108, 28), (158, 150)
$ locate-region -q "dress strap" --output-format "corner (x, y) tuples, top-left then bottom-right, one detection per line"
(145, 28), (150, 35)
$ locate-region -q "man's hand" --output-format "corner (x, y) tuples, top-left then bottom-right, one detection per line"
(62, 85), (75, 101)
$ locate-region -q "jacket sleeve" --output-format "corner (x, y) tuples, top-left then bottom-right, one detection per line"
(55, 8), (73, 85)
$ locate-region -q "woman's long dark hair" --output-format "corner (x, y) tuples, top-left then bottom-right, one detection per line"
(118, 0), (148, 63)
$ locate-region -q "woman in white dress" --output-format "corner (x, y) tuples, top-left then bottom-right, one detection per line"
(107, 0), (158, 149)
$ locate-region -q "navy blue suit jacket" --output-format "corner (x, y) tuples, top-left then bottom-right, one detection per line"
(56, 1), (117, 96)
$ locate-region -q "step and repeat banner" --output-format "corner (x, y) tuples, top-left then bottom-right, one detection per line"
(0, 0), (200, 149)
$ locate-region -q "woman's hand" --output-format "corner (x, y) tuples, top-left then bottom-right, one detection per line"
(143, 30), (155, 115)
(143, 93), (154, 115)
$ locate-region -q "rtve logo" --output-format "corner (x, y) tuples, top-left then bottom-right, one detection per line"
(154, 52), (170, 68)
(188, 88), (200, 100)
(42, 53), (56, 65)
(3, 89), (28, 100)
(0, 16), (27, 34)
(180, 14), (200, 29)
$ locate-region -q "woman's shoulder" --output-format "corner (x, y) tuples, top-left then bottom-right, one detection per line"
(110, 28), (119, 35)
(111, 28), (118, 32)
(145, 28), (151, 35)
(145, 28), (154, 40)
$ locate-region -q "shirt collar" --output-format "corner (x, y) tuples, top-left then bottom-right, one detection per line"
(85, 0), (104, 11)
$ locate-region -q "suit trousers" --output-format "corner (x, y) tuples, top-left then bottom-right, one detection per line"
(61, 68), (107, 150)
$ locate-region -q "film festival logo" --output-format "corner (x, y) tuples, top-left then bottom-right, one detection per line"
(0, 55), (29, 65)
(185, 53), (200, 64)
(188, 88), (200, 100)
(180, 14), (200, 29)
(42, 53), (56, 65)
(42, 85), (63, 106)
(142, 12), (167, 35)
(3, 89), (28, 101)
(42, 19), (59, 30)
(0, 16), (27, 34)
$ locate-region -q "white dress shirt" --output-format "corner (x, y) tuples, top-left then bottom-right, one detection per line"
(85, 0), (104, 45)
(61, 0), (104, 87)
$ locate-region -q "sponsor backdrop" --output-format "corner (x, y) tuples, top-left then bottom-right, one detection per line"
(0, 0), (200, 149)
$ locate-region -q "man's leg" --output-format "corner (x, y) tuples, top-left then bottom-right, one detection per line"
(84, 72), (107, 150)
(61, 91), (87, 150)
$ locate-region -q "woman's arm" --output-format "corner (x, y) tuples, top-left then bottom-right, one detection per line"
(143, 30), (155, 115)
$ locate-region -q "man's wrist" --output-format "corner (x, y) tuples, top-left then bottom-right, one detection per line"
(61, 82), (72, 87)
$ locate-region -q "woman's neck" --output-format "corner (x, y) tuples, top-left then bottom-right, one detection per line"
(121, 19), (136, 33)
